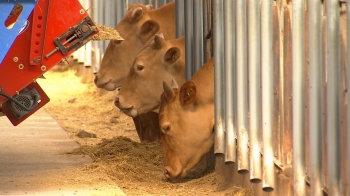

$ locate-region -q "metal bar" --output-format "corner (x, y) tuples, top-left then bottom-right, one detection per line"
(261, 0), (274, 191)
(97, 0), (104, 54)
(203, 0), (210, 62)
(116, 0), (125, 24)
(224, 0), (235, 163)
(193, 0), (204, 72)
(213, 0), (225, 154)
(248, 0), (261, 182)
(185, 0), (193, 79)
(152, 0), (158, 8)
(175, 0), (185, 38)
(347, 0), (350, 195)
(158, 0), (167, 7)
(308, 0), (323, 194)
(292, 0), (306, 195)
(326, 0), (341, 194)
(236, 0), (249, 174)
(109, 0), (116, 28)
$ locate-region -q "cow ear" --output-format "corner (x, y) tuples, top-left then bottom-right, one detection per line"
(153, 34), (164, 50)
(164, 47), (180, 65)
(139, 20), (160, 41)
(145, 4), (153, 10)
(131, 7), (143, 22)
(111, 39), (123, 46)
(180, 80), (196, 106)
(163, 81), (176, 101)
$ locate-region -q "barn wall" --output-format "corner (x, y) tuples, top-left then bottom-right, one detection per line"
(211, 0), (349, 195)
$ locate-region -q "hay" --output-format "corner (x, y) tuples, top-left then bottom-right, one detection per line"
(38, 70), (253, 195)
(91, 23), (123, 41)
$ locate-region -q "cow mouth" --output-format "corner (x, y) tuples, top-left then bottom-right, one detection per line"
(121, 106), (134, 113)
(119, 106), (137, 117)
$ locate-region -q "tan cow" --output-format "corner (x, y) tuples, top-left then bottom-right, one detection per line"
(114, 34), (185, 117)
(159, 57), (214, 179)
(94, 2), (175, 90)
(93, 2), (176, 143)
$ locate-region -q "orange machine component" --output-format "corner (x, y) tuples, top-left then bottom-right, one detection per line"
(0, 0), (98, 125)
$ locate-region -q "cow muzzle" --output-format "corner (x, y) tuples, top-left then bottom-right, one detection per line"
(114, 97), (137, 117)
(163, 166), (183, 180)
(94, 75), (116, 91)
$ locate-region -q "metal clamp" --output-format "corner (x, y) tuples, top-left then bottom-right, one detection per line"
(45, 17), (97, 58)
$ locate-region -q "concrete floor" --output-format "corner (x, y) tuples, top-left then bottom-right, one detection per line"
(0, 109), (125, 196)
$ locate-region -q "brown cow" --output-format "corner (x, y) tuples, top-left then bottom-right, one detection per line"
(114, 34), (185, 117)
(159, 57), (215, 179)
(94, 2), (176, 143)
(94, 2), (175, 90)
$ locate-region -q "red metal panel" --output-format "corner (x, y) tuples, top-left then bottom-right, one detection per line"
(29, 0), (50, 66)
(0, 0), (97, 126)
(0, 0), (95, 104)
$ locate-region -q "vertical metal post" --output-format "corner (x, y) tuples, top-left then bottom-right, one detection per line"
(91, 0), (99, 73)
(248, 0), (261, 182)
(236, 0), (249, 173)
(175, 0), (185, 38)
(326, 0), (341, 194)
(185, 0), (193, 79)
(193, 0), (204, 72)
(97, 0), (105, 56)
(203, 0), (212, 62)
(261, 0), (274, 191)
(157, 0), (167, 7)
(109, 0), (116, 29)
(152, 0), (158, 8)
(116, 0), (126, 24)
(292, 0), (306, 195)
(213, 0), (225, 154)
(347, 1), (350, 195)
(224, 0), (235, 163)
(308, 0), (323, 194)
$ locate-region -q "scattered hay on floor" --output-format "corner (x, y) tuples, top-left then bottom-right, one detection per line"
(67, 136), (163, 183)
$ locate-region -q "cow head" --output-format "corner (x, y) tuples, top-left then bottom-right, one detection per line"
(159, 79), (215, 179)
(114, 34), (185, 117)
(94, 3), (167, 91)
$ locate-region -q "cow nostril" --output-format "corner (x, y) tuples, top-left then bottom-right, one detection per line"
(164, 169), (171, 179)
(94, 75), (98, 84)
(114, 97), (119, 106)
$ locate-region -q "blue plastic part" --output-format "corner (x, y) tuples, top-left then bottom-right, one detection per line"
(0, 0), (38, 65)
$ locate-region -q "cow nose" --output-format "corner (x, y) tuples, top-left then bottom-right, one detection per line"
(114, 97), (119, 106)
(94, 75), (98, 85)
(164, 168), (171, 179)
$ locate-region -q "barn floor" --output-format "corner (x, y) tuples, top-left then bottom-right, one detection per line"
(0, 66), (252, 196)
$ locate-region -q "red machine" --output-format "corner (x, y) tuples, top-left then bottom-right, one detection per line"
(0, 0), (98, 126)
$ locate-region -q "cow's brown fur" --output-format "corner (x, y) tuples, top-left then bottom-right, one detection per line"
(94, 2), (175, 91)
(94, 2), (175, 143)
(159, 58), (215, 179)
(114, 35), (185, 117)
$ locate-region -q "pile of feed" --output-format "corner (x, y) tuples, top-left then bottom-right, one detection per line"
(91, 23), (124, 41)
(38, 66), (253, 195)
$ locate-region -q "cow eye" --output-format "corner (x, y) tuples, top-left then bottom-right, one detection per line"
(162, 124), (171, 133)
(113, 40), (123, 45)
(137, 64), (144, 71)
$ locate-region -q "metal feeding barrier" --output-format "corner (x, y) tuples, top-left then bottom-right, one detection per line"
(176, 0), (349, 195)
